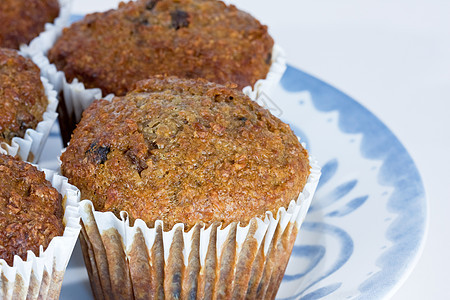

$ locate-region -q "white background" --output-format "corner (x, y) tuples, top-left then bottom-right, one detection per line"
(72, 1), (450, 299)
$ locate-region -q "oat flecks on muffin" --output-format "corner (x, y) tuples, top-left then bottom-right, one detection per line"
(0, 154), (64, 266)
(0, 48), (48, 144)
(0, 0), (60, 49)
(61, 77), (310, 229)
(48, 0), (274, 96)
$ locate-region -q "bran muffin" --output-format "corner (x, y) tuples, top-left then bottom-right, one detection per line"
(48, 0), (274, 97)
(65, 77), (319, 300)
(0, 48), (48, 145)
(0, 153), (81, 299)
(0, 153), (63, 266)
(0, 0), (60, 50)
(62, 76), (309, 229)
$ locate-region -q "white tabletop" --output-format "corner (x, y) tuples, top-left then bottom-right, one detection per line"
(72, 1), (450, 299)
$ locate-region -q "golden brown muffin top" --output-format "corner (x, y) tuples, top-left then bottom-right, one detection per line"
(0, 154), (64, 266)
(0, 48), (48, 145)
(48, 0), (274, 96)
(61, 77), (310, 230)
(0, 0), (59, 49)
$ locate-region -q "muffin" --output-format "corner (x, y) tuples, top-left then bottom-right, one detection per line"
(0, 0), (60, 50)
(49, 0), (274, 96)
(0, 154), (63, 265)
(0, 153), (80, 299)
(62, 77), (320, 299)
(0, 48), (58, 162)
(44, 0), (285, 145)
(0, 48), (48, 145)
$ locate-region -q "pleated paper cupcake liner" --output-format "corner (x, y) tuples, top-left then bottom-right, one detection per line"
(0, 75), (58, 163)
(78, 157), (320, 299)
(0, 168), (81, 300)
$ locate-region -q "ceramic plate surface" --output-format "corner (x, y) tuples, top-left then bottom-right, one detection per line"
(39, 64), (427, 299)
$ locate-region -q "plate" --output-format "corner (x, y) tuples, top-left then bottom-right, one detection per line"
(39, 65), (427, 299)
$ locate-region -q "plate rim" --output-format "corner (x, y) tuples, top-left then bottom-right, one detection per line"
(279, 65), (429, 299)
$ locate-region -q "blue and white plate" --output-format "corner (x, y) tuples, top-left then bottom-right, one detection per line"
(40, 65), (428, 299)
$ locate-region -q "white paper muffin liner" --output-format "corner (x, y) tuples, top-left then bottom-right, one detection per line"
(77, 156), (320, 299)
(0, 75), (58, 163)
(0, 168), (81, 300)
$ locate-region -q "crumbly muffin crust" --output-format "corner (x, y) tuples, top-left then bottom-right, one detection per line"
(0, 154), (64, 266)
(62, 77), (309, 229)
(0, 0), (59, 49)
(0, 48), (48, 145)
(48, 0), (274, 96)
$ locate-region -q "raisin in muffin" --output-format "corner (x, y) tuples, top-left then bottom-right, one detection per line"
(62, 76), (309, 229)
(49, 0), (274, 97)
(0, 0), (59, 50)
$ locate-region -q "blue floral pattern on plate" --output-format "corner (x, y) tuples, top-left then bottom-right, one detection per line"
(40, 63), (427, 298)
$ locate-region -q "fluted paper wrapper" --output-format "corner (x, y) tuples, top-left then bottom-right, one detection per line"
(0, 168), (81, 300)
(0, 75), (58, 163)
(78, 157), (320, 299)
